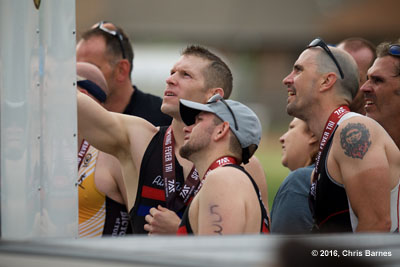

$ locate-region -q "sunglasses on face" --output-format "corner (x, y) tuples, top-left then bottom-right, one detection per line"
(307, 38), (344, 79)
(207, 94), (239, 130)
(95, 21), (127, 59)
(389, 44), (400, 57)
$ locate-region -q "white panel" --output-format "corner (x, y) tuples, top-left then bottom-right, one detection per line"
(0, 0), (42, 239)
(0, 0), (77, 239)
(38, 0), (78, 238)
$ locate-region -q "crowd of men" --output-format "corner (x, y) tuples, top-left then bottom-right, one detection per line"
(75, 21), (400, 236)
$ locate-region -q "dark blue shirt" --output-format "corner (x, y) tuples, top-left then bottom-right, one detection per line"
(270, 164), (314, 234)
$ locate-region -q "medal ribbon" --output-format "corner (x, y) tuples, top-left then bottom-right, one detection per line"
(310, 105), (350, 199)
(78, 139), (90, 169)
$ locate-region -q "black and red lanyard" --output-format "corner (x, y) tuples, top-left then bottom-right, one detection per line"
(310, 106), (350, 198)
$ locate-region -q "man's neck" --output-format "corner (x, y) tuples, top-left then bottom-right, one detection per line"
(104, 83), (134, 113)
(194, 154), (231, 178)
(381, 121), (400, 149)
(307, 102), (348, 140)
(171, 119), (186, 149)
(171, 119), (194, 177)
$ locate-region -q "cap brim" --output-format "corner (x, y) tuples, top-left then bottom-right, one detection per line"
(179, 99), (214, 126)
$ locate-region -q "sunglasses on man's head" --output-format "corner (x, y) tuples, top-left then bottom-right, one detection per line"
(389, 45), (400, 57)
(95, 21), (127, 59)
(307, 37), (344, 79)
(207, 94), (239, 131)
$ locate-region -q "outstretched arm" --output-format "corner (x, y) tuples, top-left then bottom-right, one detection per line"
(78, 91), (160, 210)
(78, 91), (157, 158)
(78, 91), (129, 156)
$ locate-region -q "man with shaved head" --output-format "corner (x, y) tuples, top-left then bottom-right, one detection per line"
(283, 37), (400, 233)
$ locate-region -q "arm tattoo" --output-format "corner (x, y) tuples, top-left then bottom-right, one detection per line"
(340, 123), (371, 159)
(209, 204), (223, 235)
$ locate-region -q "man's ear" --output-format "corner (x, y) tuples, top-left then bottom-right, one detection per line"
(115, 59), (131, 82)
(320, 72), (337, 92)
(207, 87), (224, 100)
(214, 121), (230, 142)
(308, 133), (319, 145)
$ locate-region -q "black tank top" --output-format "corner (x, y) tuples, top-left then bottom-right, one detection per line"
(129, 126), (186, 234)
(309, 127), (352, 233)
(103, 196), (133, 236)
(177, 164), (270, 235)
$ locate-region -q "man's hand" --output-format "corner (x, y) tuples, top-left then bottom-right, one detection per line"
(144, 205), (181, 235)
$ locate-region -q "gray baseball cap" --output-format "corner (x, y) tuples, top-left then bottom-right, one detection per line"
(179, 94), (262, 164)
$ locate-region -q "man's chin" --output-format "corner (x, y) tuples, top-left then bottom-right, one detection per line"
(161, 104), (177, 118)
(179, 146), (193, 161)
(286, 107), (296, 117)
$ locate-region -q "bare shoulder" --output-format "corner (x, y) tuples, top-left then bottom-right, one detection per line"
(117, 114), (160, 159)
(118, 113), (159, 137)
(203, 166), (252, 192)
(337, 115), (388, 136)
(333, 115), (389, 159)
(337, 115), (382, 132)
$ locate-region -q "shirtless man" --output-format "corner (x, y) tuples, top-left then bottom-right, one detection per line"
(283, 37), (400, 232)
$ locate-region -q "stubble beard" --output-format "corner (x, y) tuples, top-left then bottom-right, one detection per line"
(286, 101), (298, 117)
(180, 135), (210, 161)
(179, 124), (214, 161)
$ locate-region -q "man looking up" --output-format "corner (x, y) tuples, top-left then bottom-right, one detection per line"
(282, 37), (400, 232)
(176, 94), (269, 235)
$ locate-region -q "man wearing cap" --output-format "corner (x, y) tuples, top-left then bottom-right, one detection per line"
(176, 95), (269, 235)
(283, 37), (400, 232)
(77, 45), (269, 234)
(76, 21), (171, 126)
(361, 40), (400, 149)
(77, 62), (132, 237)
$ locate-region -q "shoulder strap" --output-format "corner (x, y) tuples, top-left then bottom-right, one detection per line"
(223, 164), (270, 232)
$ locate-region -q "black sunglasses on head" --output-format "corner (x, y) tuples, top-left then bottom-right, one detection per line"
(307, 38), (344, 79)
(207, 94), (239, 131)
(389, 45), (400, 57)
(95, 21), (127, 59)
